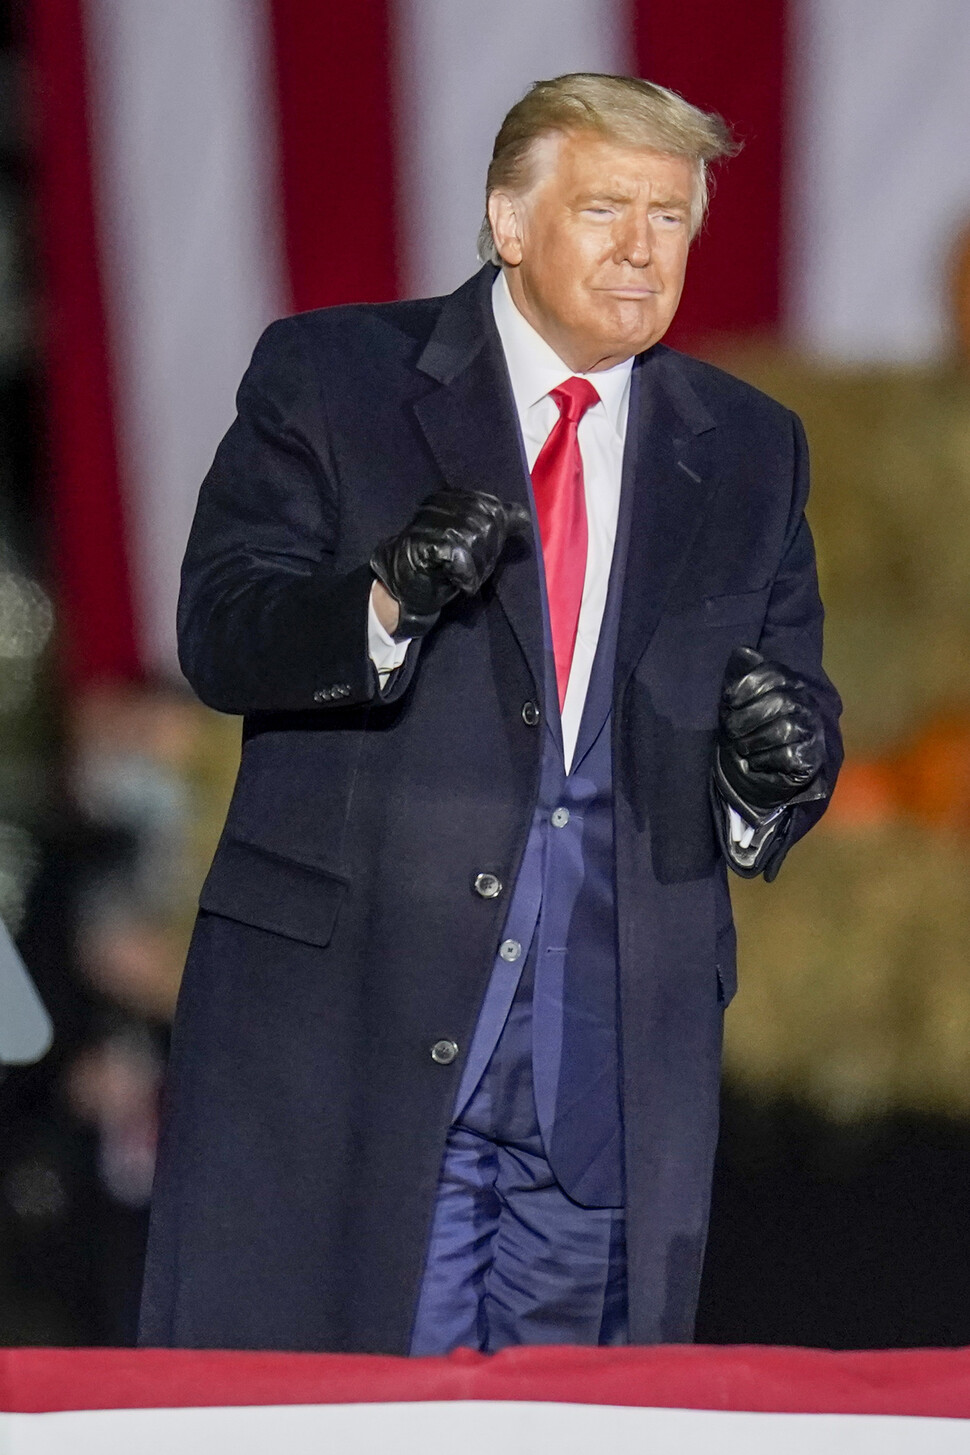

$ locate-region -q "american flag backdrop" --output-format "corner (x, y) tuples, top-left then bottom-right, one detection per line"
(25, 0), (970, 686)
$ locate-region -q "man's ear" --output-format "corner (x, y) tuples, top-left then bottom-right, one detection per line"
(488, 191), (524, 266)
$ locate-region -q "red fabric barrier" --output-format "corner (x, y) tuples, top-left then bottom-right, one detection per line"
(2, 1345), (970, 1418)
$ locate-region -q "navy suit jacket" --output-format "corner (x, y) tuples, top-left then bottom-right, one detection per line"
(140, 264), (842, 1354)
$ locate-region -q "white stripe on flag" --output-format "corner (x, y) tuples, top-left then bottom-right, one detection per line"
(790, 0), (970, 363)
(84, 0), (286, 676)
(2, 1401), (968, 1455)
(393, 0), (631, 301)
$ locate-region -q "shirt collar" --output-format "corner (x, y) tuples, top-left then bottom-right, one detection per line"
(491, 269), (633, 437)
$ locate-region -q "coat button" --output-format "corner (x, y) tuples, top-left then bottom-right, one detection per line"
(430, 1039), (459, 1065)
(499, 939), (521, 962)
(522, 700), (540, 727)
(473, 872), (502, 899)
(313, 687), (333, 702)
(551, 807), (570, 827)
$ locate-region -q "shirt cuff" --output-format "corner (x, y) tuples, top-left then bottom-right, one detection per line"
(368, 582), (410, 677)
(724, 802), (783, 867)
(727, 806), (756, 850)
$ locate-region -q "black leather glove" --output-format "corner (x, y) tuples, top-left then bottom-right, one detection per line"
(714, 645), (826, 821)
(370, 489), (531, 640)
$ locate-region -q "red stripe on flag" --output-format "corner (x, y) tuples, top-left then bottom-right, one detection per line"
(5, 1344), (970, 1417)
(268, 1), (399, 311)
(24, 0), (140, 685)
(633, 0), (788, 348)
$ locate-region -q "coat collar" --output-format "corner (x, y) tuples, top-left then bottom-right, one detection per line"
(414, 264), (496, 384)
(411, 265), (719, 704)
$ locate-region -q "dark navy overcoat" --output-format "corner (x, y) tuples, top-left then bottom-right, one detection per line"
(139, 265), (842, 1353)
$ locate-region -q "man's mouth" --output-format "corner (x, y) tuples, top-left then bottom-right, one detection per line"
(600, 286), (660, 298)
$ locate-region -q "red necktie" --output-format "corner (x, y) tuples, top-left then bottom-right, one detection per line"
(530, 376), (600, 709)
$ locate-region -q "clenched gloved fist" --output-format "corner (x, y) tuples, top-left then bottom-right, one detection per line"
(370, 489), (531, 640)
(714, 645), (826, 821)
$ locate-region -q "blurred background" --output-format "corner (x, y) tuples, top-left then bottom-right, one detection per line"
(0, 0), (969, 1348)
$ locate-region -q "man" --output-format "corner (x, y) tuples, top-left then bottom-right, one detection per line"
(140, 74), (841, 1355)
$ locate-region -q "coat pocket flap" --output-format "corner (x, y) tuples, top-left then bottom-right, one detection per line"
(666, 586), (771, 629)
(701, 585), (771, 627)
(199, 836), (349, 948)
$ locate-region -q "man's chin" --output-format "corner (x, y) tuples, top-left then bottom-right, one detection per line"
(591, 325), (667, 362)
(591, 304), (671, 356)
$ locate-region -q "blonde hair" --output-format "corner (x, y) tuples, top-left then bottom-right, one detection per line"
(478, 73), (738, 263)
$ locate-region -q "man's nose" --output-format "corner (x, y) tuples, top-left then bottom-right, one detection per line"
(615, 215), (653, 267)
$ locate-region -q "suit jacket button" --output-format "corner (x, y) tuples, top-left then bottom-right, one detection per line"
(333, 684), (351, 698)
(473, 872), (502, 899)
(521, 700), (540, 727)
(313, 687), (333, 703)
(431, 1039), (459, 1065)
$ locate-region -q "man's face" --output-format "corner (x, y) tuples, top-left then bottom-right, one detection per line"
(490, 130), (695, 372)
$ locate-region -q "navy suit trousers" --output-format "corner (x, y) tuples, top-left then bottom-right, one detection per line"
(409, 947), (628, 1355)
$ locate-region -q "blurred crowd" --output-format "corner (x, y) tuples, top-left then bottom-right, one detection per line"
(0, 679), (229, 1344)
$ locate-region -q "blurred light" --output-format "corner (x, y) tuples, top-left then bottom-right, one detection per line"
(2, 1155), (68, 1224)
(0, 564), (53, 714)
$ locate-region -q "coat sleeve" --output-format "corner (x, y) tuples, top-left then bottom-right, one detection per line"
(721, 409), (844, 881)
(176, 316), (418, 715)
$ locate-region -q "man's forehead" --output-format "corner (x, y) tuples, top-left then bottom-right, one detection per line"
(527, 130), (695, 192)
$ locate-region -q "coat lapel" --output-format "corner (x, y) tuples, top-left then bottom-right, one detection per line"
(412, 267), (546, 697)
(614, 348), (719, 696)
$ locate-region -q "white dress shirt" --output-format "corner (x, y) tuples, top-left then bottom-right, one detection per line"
(368, 271), (757, 843)
(491, 269), (633, 771)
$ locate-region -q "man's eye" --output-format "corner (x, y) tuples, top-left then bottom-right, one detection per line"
(584, 207), (614, 217)
(656, 213), (685, 227)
